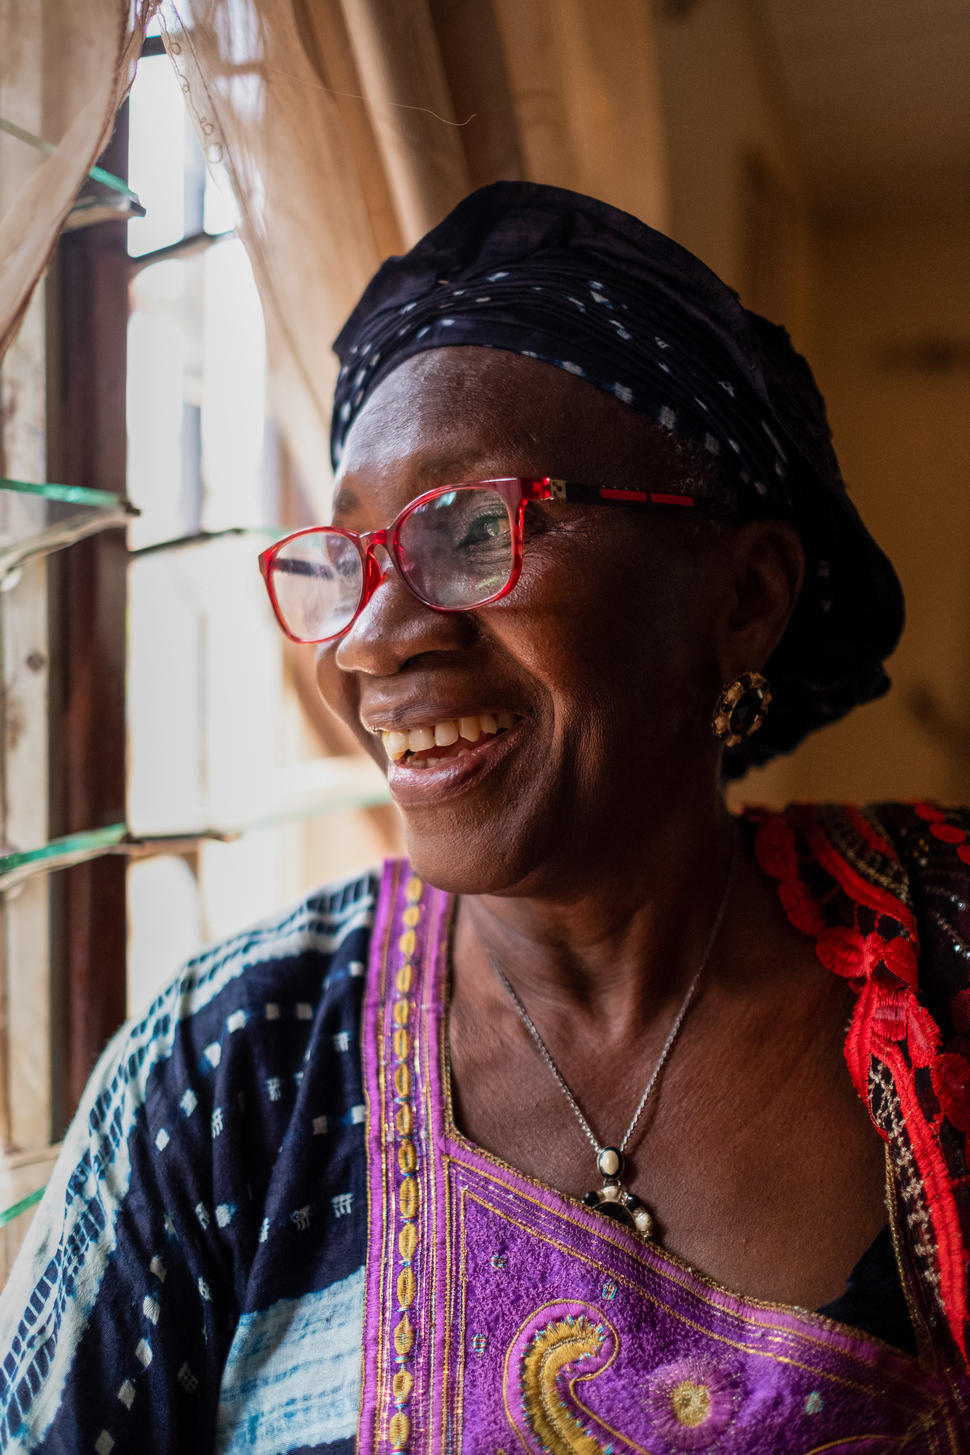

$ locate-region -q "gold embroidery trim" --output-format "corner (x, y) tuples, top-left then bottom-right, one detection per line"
(389, 878), (423, 1452)
(461, 1185), (932, 1412)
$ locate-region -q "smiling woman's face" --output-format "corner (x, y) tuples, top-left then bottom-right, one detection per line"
(316, 348), (737, 897)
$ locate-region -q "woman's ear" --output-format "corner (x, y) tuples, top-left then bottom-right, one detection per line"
(715, 518), (805, 680)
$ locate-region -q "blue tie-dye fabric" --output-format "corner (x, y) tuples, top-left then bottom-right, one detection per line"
(0, 870), (377, 1455)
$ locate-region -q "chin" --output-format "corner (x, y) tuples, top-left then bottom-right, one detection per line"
(401, 825), (519, 897)
(398, 803), (571, 900)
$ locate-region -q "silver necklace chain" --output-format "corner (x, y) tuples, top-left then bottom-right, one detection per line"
(486, 844), (737, 1160)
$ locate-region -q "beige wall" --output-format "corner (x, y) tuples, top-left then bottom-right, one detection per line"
(744, 211), (970, 808)
(655, 0), (812, 343)
(656, 3), (970, 809)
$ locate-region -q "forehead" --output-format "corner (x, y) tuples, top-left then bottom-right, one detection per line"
(333, 347), (684, 510)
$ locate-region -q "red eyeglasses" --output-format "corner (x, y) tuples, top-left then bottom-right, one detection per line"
(258, 476), (697, 645)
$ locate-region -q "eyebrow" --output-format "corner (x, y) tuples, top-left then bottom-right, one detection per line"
(333, 449), (529, 522)
(331, 485), (361, 520)
(410, 448), (522, 483)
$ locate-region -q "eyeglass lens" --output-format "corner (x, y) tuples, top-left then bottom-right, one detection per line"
(270, 486), (516, 641)
(396, 487), (513, 607)
(271, 532), (364, 642)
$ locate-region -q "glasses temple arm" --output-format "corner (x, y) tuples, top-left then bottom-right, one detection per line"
(548, 479), (698, 509)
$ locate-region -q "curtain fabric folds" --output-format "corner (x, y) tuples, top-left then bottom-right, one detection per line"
(0, 0), (158, 361)
(0, 0), (669, 514)
(158, 0), (669, 519)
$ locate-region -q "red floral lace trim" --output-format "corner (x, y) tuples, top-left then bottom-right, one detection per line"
(752, 802), (969, 1362)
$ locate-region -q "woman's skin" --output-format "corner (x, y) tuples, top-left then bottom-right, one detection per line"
(316, 347), (888, 1311)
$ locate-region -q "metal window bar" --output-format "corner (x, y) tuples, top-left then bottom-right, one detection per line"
(129, 525), (278, 558)
(0, 511), (134, 578)
(0, 116), (144, 210)
(0, 758), (391, 894)
(0, 1186), (46, 1228)
(128, 228), (235, 275)
(0, 477), (130, 509)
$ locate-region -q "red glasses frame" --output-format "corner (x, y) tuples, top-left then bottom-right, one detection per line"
(258, 476), (697, 645)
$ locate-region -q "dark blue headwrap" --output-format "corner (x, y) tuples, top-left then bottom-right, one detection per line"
(331, 181), (904, 776)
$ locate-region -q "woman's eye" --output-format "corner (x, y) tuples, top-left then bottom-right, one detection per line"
(458, 511), (510, 547)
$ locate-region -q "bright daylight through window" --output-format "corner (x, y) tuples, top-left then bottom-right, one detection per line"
(124, 28), (389, 1016)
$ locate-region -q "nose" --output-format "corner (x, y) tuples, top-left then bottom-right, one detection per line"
(332, 544), (472, 677)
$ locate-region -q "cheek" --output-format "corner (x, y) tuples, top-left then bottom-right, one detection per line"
(315, 647), (360, 733)
(504, 546), (718, 724)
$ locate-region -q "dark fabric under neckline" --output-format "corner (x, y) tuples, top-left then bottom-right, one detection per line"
(817, 1224), (916, 1355)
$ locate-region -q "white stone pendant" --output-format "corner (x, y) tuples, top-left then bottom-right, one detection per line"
(582, 1146), (654, 1239)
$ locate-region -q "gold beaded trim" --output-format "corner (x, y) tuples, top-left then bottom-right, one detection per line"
(388, 874), (424, 1452)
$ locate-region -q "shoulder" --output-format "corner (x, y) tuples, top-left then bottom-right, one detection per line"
(749, 799), (970, 992)
(1, 864), (383, 1293)
(171, 863), (381, 1011)
(153, 866), (380, 1031)
(757, 796), (970, 1066)
(777, 798), (970, 864)
(866, 802), (970, 1026)
(0, 868), (386, 1448)
(749, 802), (970, 1362)
(751, 798), (970, 897)
(845, 798), (970, 961)
(867, 798), (970, 857)
(123, 865), (382, 1116)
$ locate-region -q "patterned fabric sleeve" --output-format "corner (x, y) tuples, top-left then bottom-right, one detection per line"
(0, 990), (227, 1454)
(0, 870), (378, 1455)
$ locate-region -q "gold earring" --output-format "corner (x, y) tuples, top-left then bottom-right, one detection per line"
(712, 671), (771, 747)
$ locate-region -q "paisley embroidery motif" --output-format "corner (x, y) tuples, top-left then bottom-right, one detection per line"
(504, 1302), (640, 1454)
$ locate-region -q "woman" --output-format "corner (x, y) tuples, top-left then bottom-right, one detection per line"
(3, 182), (969, 1451)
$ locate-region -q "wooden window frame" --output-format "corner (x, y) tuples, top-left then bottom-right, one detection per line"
(46, 113), (130, 1132)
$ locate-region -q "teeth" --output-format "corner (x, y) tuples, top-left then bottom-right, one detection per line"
(385, 730), (408, 761)
(380, 713), (518, 761)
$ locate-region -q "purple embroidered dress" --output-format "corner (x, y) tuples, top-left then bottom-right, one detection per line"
(359, 858), (967, 1453)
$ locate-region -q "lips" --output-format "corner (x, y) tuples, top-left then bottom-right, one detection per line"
(377, 711), (519, 765)
(361, 706), (525, 807)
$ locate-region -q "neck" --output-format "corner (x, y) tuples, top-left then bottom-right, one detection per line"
(452, 797), (740, 1036)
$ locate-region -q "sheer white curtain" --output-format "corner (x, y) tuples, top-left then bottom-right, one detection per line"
(0, 0), (158, 359)
(1, 0), (668, 498)
(0, 0), (671, 883)
(158, 0), (669, 519)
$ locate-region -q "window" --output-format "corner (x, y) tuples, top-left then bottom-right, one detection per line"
(125, 35), (396, 1015)
(0, 34), (397, 1275)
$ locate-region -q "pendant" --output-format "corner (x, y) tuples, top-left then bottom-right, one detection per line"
(582, 1146), (654, 1240)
